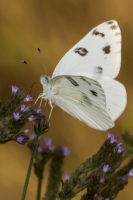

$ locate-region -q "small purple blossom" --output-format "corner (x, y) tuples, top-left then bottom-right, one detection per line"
(38, 135), (42, 140)
(17, 136), (24, 144)
(37, 146), (43, 152)
(100, 178), (105, 183)
(103, 164), (110, 173)
(127, 169), (133, 178)
(117, 143), (124, 153)
(44, 137), (52, 146)
(36, 107), (43, 114)
(21, 104), (28, 112)
(62, 146), (70, 156)
(28, 115), (36, 121)
(24, 94), (33, 102)
(105, 198), (110, 200)
(29, 133), (35, 140)
(12, 85), (19, 93)
(24, 129), (29, 134)
(13, 112), (21, 121)
(64, 174), (70, 180)
(108, 132), (118, 144)
(48, 145), (55, 151)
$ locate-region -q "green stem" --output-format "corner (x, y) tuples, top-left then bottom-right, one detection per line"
(21, 142), (38, 200)
(37, 178), (43, 200)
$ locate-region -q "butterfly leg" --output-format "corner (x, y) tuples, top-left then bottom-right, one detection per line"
(48, 104), (55, 120)
(48, 99), (55, 120)
(34, 93), (44, 105)
(39, 97), (44, 107)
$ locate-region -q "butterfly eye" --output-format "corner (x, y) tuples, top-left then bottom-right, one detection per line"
(40, 75), (49, 85)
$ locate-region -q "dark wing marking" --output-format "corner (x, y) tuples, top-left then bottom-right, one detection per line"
(66, 77), (79, 86)
(74, 47), (88, 56)
(92, 29), (105, 37)
(102, 45), (111, 54)
(90, 90), (98, 97)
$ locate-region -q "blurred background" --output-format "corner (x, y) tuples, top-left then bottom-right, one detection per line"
(0, 0), (133, 199)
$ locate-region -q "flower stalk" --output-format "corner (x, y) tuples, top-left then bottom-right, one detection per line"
(21, 138), (39, 200)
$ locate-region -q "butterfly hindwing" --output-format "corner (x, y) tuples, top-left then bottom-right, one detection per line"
(52, 20), (121, 80)
(98, 78), (127, 121)
(49, 75), (114, 130)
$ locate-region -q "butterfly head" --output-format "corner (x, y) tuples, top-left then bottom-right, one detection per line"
(40, 75), (51, 86)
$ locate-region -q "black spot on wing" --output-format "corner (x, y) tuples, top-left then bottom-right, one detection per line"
(110, 25), (118, 30)
(102, 45), (111, 54)
(90, 90), (98, 97)
(92, 29), (105, 38)
(115, 32), (121, 36)
(83, 94), (92, 106)
(66, 77), (79, 86)
(107, 21), (115, 25)
(80, 77), (91, 86)
(97, 66), (103, 75)
(74, 47), (88, 56)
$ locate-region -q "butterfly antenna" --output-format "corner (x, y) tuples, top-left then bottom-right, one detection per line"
(28, 81), (40, 95)
(23, 61), (43, 74)
(37, 48), (47, 75)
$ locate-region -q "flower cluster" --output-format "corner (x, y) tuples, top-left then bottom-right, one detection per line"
(58, 133), (133, 200)
(28, 136), (70, 200)
(0, 86), (49, 145)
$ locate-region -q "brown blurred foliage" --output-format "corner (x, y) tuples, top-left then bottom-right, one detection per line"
(0, 0), (133, 199)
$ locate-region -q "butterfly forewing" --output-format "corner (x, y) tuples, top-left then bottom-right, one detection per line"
(52, 20), (121, 80)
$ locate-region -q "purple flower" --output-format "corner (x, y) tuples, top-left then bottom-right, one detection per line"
(48, 145), (55, 151)
(127, 169), (133, 178)
(44, 137), (52, 146)
(29, 133), (35, 140)
(37, 146), (43, 152)
(28, 115), (36, 121)
(17, 136), (24, 144)
(103, 164), (110, 173)
(105, 198), (110, 200)
(108, 132), (118, 144)
(13, 112), (21, 121)
(21, 104), (28, 112)
(24, 94), (33, 102)
(99, 178), (105, 183)
(24, 129), (29, 134)
(12, 85), (19, 93)
(64, 174), (70, 180)
(117, 143), (124, 153)
(38, 135), (42, 140)
(62, 146), (70, 156)
(36, 107), (43, 114)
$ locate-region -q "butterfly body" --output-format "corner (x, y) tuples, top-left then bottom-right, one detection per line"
(39, 20), (127, 131)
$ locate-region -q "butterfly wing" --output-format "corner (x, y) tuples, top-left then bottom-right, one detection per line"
(98, 78), (127, 121)
(49, 76), (114, 131)
(51, 20), (126, 125)
(52, 20), (121, 80)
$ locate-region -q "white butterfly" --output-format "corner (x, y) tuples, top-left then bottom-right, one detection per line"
(38, 20), (127, 131)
